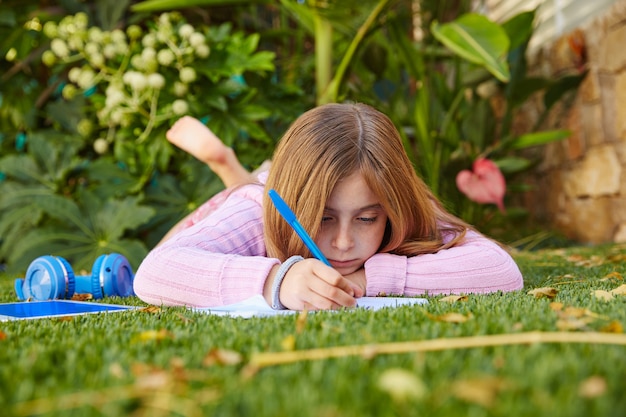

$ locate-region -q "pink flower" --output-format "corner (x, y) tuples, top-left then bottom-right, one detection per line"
(456, 158), (506, 212)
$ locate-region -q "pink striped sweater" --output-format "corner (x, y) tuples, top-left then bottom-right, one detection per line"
(134, 175), (524, 307)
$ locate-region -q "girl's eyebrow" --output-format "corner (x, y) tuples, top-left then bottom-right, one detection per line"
(324, 203), (383, 212)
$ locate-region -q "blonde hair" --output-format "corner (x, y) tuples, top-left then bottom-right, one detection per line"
(263, 103), (470, 261)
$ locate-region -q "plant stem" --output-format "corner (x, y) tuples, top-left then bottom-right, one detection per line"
(249, 331), (626, 368)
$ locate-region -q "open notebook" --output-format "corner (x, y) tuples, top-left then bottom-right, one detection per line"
(193, 295), (428, 318)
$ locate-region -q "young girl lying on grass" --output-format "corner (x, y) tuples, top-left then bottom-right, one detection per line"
(133, 103), (523, 310)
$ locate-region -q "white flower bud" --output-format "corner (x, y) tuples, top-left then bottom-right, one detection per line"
(105, 89), (126, 108)
(172, 99), (188, 115)
(147, 73), (165, 89)
(156, 26), (173, 43)
(76, 68), (96, 89)
(115, 41), (129, 56)
(84, 42), (99, 56)
(62, 84), (78, 100)
(62, 22), (77, 37)
(142, 33), (156, 48)
(41, 50), (56, 66)
(126, 25), (142, 41)
(111, 29), (126, 44)
(109, 109), (123, 124)
(74, 12), (89, 30)
(179, 24), (194, 39)
(189, 32), (205, 48)
(90, 53), (105, 68)
(173, 81), (187, 97)
(130, 54), (144, 70)
(50, 39), (70, 58)
(67, 35), (84, 51)
(68, 67), (82, 83)
(94, 138), (109, 154)
(103, 43), (117, 59)
(143, 60), (158, 74)
(88, 27), (104, 43)
(141, 47), (156, 61)
(159, 13), (171, 26)
(195, 44), (210, 58)
(123, 71), (147, 91)
(43, 21), (58, 38)
(179, 67), (196, 83)
(77, 119), (94, 137)
(157, 49), (175, 66)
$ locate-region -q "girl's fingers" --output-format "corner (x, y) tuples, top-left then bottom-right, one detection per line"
(305, 272), (357, 310)
(281, 259), (357, 310)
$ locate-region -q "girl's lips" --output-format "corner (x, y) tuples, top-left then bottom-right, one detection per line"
(329, 259), (360, 269)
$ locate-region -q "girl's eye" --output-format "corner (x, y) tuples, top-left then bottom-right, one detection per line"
(358, 217), (377, 223)
(321, 216), (333, 222)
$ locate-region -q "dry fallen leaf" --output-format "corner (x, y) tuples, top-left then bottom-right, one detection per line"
(527, 287), (558, 299)
(600, 320), (623, 333)
(203, 348), (243, 366)
(554, 306), (607, 331)
(578, 376), (607, 398)
(611, 284), (626, 296)
(592, 290), (614, 302)
(0, 330), (6, 341)
(549, 302), (564, 311)
(139, 306), (162, 314)
(296, 310), (308, 334)
(109, 362), (126, 379)
(428, 312), (472, 323)
(600, 271), (623, 282)
(556, 317), (594, 331)
(71, 293), (93, 301)
(452, 376), (510, 408)
(439, 295), (468, 303)
(281, 335), (296, 351)
(561, 307), (596, 319)
(135, 370), (172, 390)
(377, 368), (426, 402)
(135, 329), (173, 342)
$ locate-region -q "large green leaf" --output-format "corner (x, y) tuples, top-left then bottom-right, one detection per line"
(543, 72), (588, 110)
(131, 0), (269, 12)
(94, 197), (156, 242)
(508, 130), (571, 150)
(501, 10), (535, 50)
(9, 227), (149, 274)
(431, 13), (510, 82)
(494, 157), (533, 175)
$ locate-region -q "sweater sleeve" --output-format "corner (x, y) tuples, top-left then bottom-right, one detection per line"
(364, 230), (523, 296)
(133, 185), (279, 307)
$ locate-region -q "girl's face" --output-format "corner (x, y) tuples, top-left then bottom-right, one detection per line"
(315, 172), (388, 275)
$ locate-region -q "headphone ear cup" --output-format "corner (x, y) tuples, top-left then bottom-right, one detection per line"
(23, 256), (74, 300)
(89, 255), (106, 299)
(57, 257), (76, 299)
(101, 254), (135, 297)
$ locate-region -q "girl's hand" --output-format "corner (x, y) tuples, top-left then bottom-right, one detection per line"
(343, 268), (366, 296)
(279, 259), (358, 310)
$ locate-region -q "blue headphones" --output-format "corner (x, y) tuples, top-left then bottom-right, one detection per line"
(14, 254), (135, 301)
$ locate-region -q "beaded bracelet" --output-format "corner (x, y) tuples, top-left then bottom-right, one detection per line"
(271, 255), (304, 310)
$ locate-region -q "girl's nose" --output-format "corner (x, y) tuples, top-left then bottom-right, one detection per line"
(332, 226), (354, 251)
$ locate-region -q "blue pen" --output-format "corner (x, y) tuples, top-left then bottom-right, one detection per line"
(268, 189), (331, 266)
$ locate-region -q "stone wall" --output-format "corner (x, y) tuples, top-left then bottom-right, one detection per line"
(520, 0), (626, 244)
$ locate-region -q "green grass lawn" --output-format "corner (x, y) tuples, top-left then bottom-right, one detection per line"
(1, 244), (626, 417)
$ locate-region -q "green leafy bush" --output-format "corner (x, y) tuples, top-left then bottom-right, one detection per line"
(0, 7), (304, 273)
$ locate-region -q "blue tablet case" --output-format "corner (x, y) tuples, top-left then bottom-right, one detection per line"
(0, 300), (134, 321)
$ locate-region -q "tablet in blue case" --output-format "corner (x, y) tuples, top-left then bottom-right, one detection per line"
(0, 300), (134, 321)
